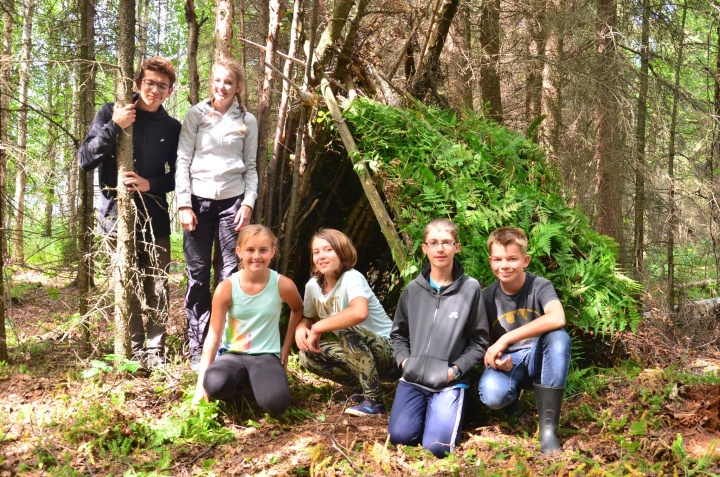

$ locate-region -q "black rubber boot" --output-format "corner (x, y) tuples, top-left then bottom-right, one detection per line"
(534, 383), (564, 455)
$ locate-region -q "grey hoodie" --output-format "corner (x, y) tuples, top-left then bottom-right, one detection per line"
(391, 260), (489, 390)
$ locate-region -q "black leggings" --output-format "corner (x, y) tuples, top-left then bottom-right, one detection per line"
(203, 352), (290, 416)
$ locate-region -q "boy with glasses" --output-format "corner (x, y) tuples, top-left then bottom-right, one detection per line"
(78, 56), (181, 370)
(389, 218), (489, 458)
(479, 227), (571, 455)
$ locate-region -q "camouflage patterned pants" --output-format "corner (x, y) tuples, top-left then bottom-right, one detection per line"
(299, 326), (399, 402)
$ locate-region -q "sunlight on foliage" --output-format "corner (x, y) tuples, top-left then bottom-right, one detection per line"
(343, 99), (642, 335)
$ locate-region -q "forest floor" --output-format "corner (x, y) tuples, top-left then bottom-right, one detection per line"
(1, 267), (720, 476)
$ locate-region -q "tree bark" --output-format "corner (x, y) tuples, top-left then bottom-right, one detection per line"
(0, 1), (9, 364)
(408, 0), (460, 107)
(538, 0), (562, 158)
(594, 0), (623, 245)
(215, 0), (233, 61)
(525, 0), (544, 137)
(185, 0), (202, 105)
(632, 0), (650, 275)
(666, 2), (688, 309)
(1, 0), (12, 243)
(12, 0), (34, 263)
(113, 0), (136, 359)
(255, 0), (283, 222)
(478, 0), (502, 121)
(77, 0), (96, 352)
(311, 0), (355, 84)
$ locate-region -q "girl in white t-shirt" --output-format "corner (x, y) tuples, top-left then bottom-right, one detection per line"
(295, 229), (398, 416)
(192, 225), (303, 416)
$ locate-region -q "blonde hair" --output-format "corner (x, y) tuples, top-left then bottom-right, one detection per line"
(236, 225), (276, 269)
(310, 229), (357, 290)
(208, 59), (247, 133)
(487, 227), (528, 256)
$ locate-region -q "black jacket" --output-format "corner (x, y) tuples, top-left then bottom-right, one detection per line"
(78, 97), (181, 240)
(391, 260), (489, 390)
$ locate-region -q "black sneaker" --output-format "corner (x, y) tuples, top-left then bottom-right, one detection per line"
(344, 399), (385, 417)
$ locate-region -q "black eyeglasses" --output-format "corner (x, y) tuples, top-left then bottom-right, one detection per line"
(423, 241), (457, 250)
(141, 79), (170, 93)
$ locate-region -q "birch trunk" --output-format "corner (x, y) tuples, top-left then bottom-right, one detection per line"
(215, 0), (233, 61)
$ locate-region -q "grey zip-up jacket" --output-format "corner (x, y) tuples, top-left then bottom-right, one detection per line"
(391, 260), (489, 390)
(175, 99), (258, 210)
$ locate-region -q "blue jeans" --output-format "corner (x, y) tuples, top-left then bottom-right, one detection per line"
(479, 328), (571, 409)
(183, 194), (243, 358)
(388, 380), (466, 458)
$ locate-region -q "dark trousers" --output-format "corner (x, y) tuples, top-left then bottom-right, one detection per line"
(183, 194), (243, 358)
(130, 235), (171, 355)
(203, 352), (291, 417)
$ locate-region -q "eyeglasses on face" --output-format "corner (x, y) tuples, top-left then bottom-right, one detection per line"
(141, 79), (170, 93)
(423, 241), (457, 250)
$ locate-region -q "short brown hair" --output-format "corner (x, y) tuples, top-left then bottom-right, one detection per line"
(487, 227), (528, 256)
(137, 56), (176, 86)
(423, 218), (459, 242)
(311, 229), (357, 289)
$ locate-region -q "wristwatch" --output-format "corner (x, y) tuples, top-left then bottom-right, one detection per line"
(451, 365), (462, 380)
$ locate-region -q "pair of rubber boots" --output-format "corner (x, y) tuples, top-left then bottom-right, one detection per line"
(534, 383), (564, 455)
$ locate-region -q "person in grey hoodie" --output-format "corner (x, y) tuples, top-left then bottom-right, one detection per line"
(175, 59), (258, 370)
(389, 219), (489, 458)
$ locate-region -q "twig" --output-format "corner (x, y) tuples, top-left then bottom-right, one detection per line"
(324, 431), (379, 477)
(239, 37), (306, 67)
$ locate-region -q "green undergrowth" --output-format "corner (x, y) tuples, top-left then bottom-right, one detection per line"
(343, 99), (642, 336)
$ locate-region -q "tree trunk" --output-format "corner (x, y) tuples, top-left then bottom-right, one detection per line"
(594, 0), (623, 245)
(667, 2), (688, 309)
(1, 0), (13, 246)
(525, 0), (544, 137)
(135, 0), (148, 72)
(632, 0), (650, 275)
(43, 128), (56, 237)
(12, 0), (34, 263)
(254, 0), (282, 222)
(113, 0), (136, 360)
(478, 0), (502, 121)
(77, 0), (96, 352)
(711, 20), (720, 281)
(408, 0), (460, 107)
(185, 0), (201, 105)
(266, 0), (302, 229)
(539, 0), (562, 158)
(0, 1), (9, 364)
(332, 0), (368, 82)
(215, 0), (233, 61)
(311, 0), (355, 84)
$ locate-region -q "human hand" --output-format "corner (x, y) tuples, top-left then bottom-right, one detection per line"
(494, 354), (512, 371)
(112, 101), (137, 129)
(179, 207), (198, 232)
(122, 171), (150, 192)
(447, 367), (454, 383)
(191, 386), (208, 407)
(484, 341), (508, 368)
(295, 323), (319, 353)
(280, 346), (290, 370)
(401, 358), (408, 369)
(234, 205), (252, 231)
